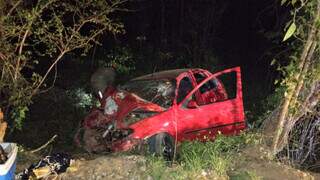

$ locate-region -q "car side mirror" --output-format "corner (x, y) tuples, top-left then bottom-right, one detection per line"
(187, 100), (198, 109)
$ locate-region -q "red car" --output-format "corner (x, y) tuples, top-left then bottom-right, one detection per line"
(75, 67), (245, 160)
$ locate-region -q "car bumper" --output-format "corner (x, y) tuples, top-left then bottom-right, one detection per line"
(110, 137), (145, 152)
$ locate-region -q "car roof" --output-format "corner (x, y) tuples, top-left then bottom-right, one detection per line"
(132, 69), (190, 81)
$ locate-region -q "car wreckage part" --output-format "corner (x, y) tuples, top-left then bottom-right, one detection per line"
(148, 133), (175, 161)
(123, 110), (159, 126)
(82, 122), (134, 153)
(101, 125), (133, 143)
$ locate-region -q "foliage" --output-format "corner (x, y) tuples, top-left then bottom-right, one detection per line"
(266, 0), (320, 154)
(179, 132), (260, 175)
(276, 0), (320, 93)
(10, 105), (28, 130)
(146, 132), (261, 179)
(0, 0), (125, 128)
(283, 22), (297, 41)
(269, 0), (319, 92)
(180, 141), (231, 175)
(146, 156), (168, 180)
(8, 87), (87, 151)
(98, 46), (135, 75)
(67, 88), (100, 113)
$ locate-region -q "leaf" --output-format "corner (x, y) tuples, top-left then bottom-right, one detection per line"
(292, 0), (297, 5)
(283, 22), (296, 42)
(281, 0), (288, 6)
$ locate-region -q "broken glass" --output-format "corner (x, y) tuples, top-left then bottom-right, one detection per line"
(119, 79), (176, 108)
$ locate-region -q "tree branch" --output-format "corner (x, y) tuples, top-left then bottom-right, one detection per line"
(14, 29), (29, 81)
(31, 50), (67, 96)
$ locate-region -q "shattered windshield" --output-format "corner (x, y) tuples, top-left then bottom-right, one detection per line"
(119, 79), (176, 108)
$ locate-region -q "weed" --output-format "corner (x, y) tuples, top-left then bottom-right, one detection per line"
(178, 133), (255, 176)
(146, 156), (167, 180)
(145, 132), (261, 179)
(179, 140), (228, 175)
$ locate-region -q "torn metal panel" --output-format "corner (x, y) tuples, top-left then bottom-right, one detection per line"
(104, 96), (118, 115)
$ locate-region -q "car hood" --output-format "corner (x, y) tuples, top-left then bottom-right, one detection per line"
(83, 86), (165, 129)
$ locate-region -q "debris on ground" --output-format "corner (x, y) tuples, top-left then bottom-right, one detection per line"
(16, 153), (74, 179)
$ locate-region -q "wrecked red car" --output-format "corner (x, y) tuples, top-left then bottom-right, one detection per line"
(75, 67), (245, 160)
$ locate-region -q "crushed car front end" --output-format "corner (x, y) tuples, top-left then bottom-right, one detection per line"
(75, 78), (176, 153)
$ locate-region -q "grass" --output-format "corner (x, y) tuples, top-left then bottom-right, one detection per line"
(179, 140), (231, 175)
(230, 170), (262, 180)
(146, 132), (261, 179)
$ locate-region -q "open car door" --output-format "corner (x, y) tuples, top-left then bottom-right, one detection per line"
(176, 67), (245, 141)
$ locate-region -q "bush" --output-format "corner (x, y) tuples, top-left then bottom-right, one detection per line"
(67, 88), (100, 114)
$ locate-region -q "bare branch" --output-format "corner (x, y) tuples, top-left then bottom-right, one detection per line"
(32, 50), (67, 96)
(14, 29), (29, 81)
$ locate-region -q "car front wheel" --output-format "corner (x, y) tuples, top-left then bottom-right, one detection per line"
(148, 133), (175, 161)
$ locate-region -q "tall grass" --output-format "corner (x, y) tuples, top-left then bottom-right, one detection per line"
(146, 132), (261, 179)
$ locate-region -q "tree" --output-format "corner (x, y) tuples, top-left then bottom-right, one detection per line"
(0, 0), (125, 131)
(263, 0), (320, 155)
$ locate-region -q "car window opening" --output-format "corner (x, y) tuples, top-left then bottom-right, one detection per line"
(177, 77), (194, 104)
(119, 79), (176, 108)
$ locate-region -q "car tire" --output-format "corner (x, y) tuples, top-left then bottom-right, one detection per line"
(148, 133), (175, 161)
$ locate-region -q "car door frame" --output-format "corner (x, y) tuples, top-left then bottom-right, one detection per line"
(176, 66), (246, 140)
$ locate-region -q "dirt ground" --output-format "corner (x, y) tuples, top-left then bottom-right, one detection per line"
(16, 146), (320, 180)
(230, 146), (317, 180)
(62, 153), (317, 180)
(61, 155), (148, 180)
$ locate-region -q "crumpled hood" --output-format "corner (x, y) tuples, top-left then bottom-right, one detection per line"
(83, 87), (165, 129)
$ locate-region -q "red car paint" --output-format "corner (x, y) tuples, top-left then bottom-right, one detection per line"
(78, 67), (246, 153)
